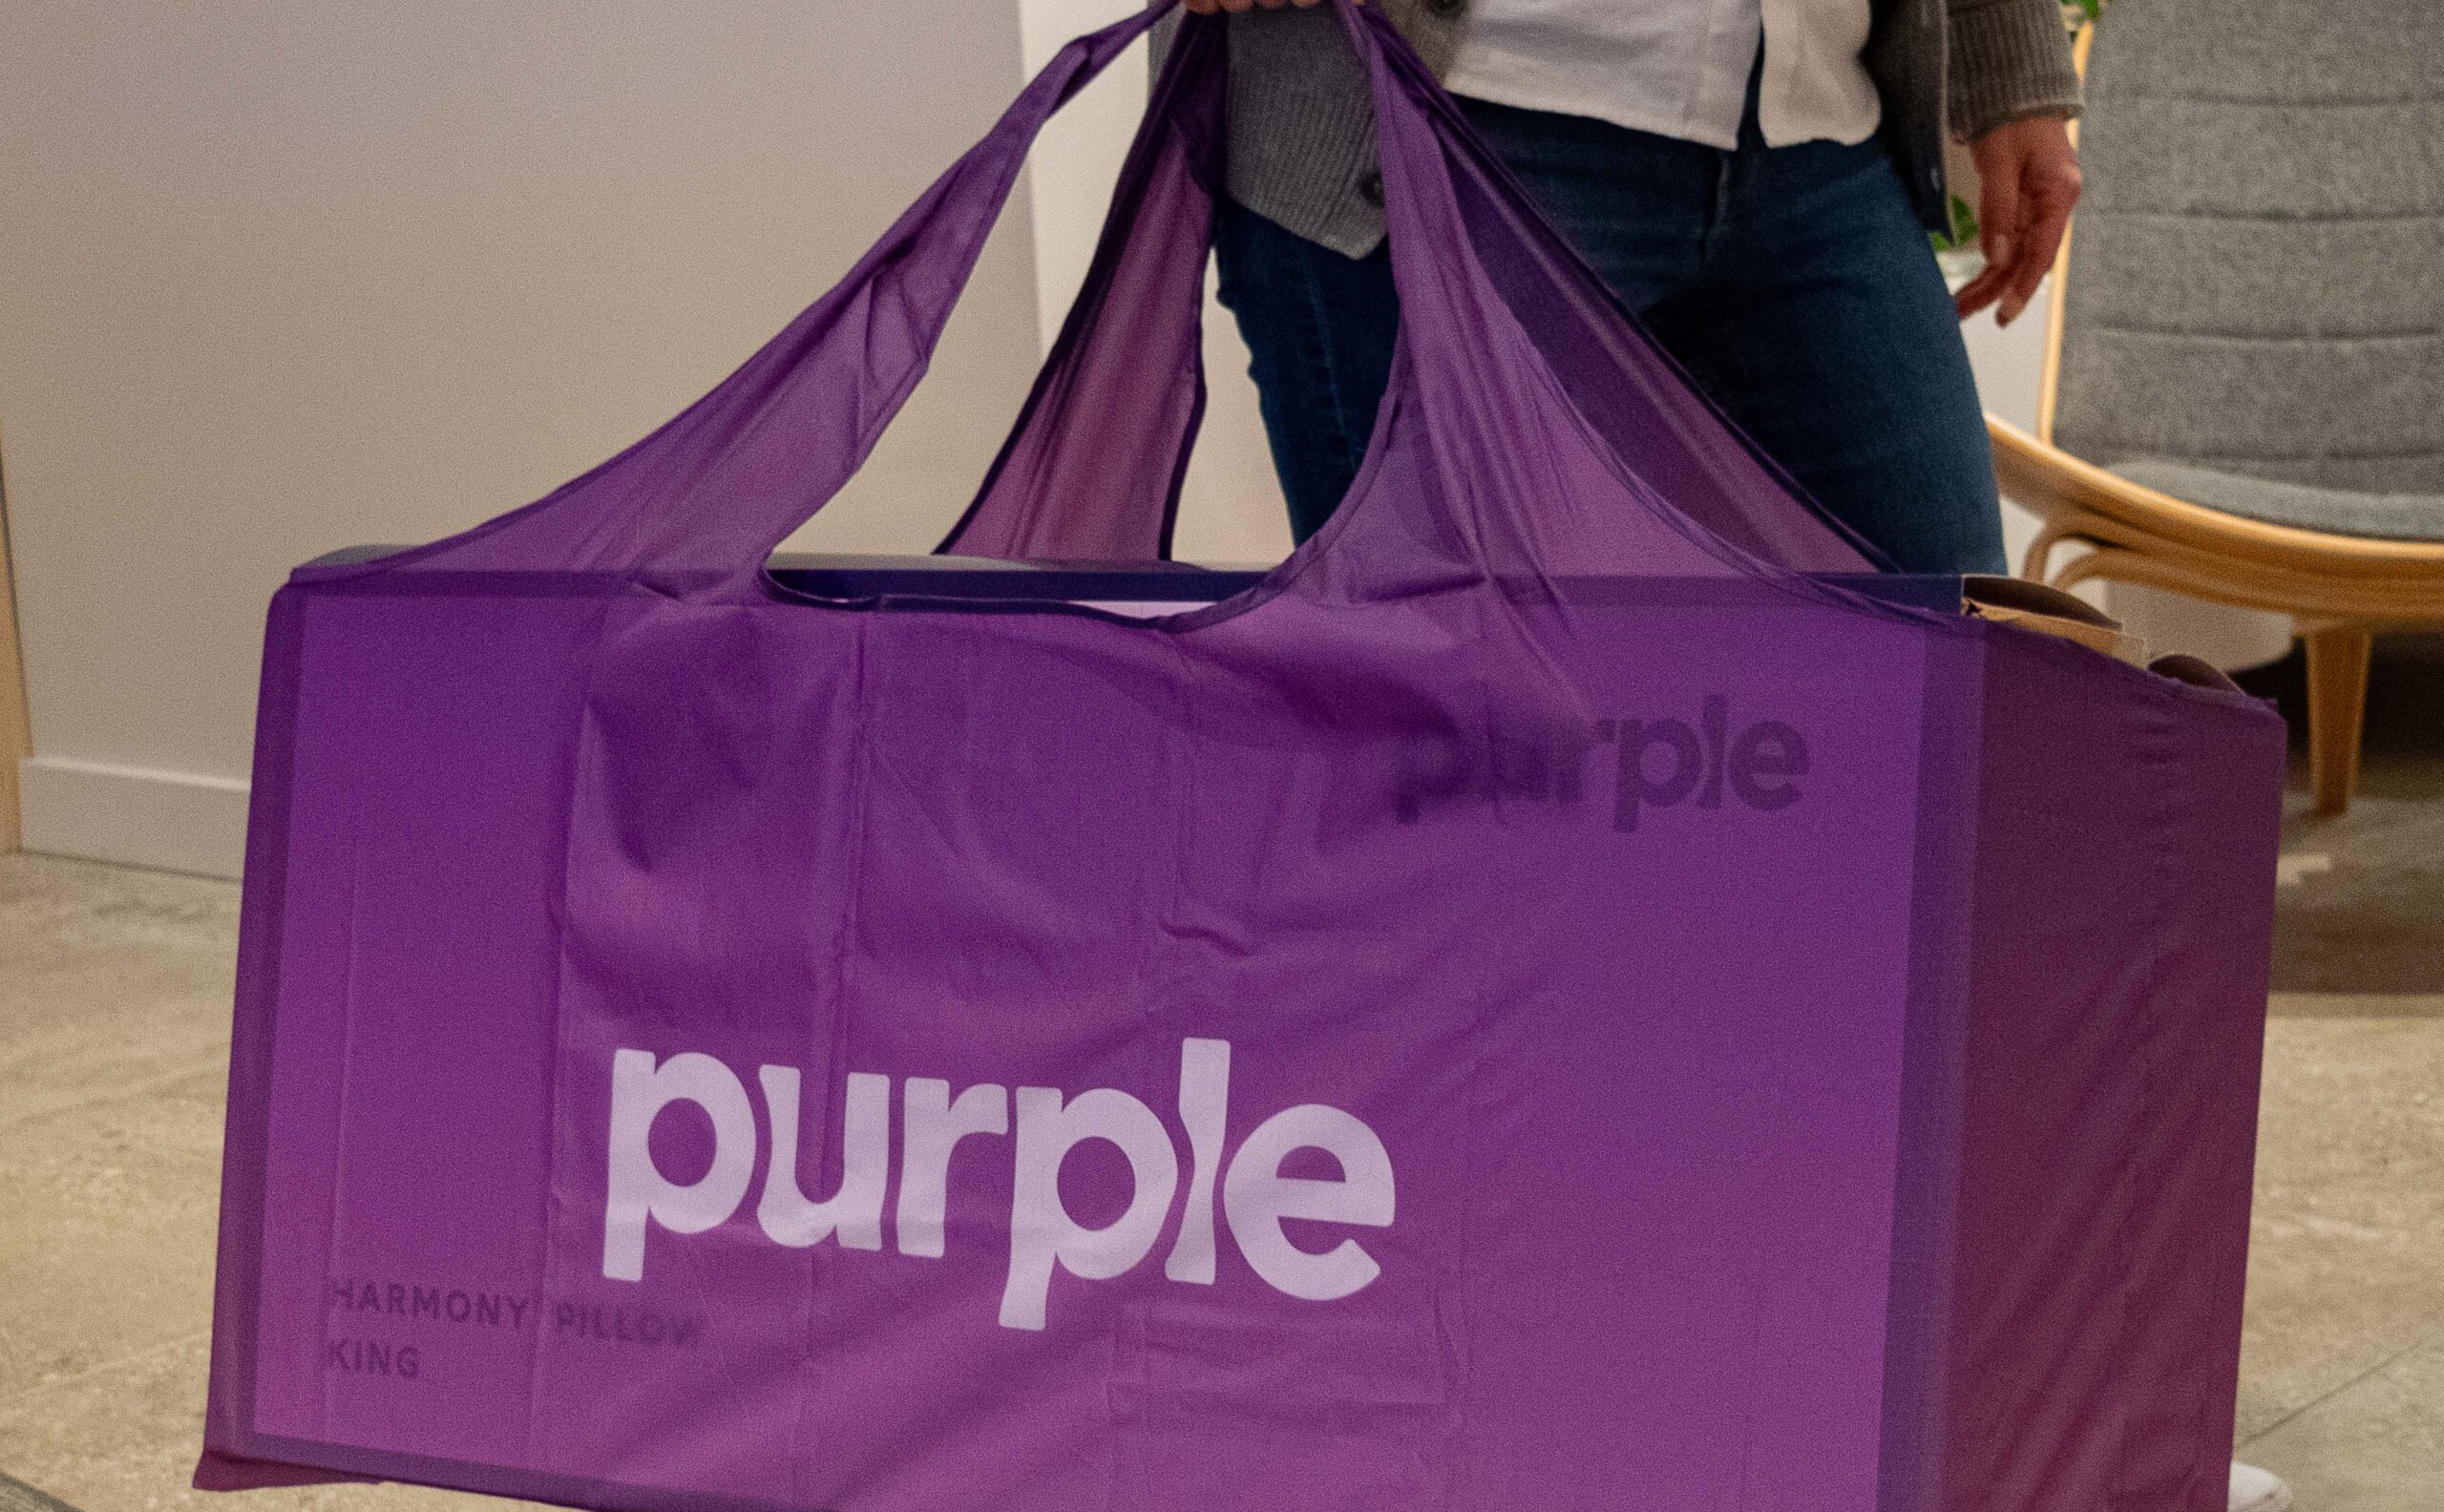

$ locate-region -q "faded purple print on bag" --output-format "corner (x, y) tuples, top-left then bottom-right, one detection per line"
(1393, 695), (1808, 828)
(198, 4), (2287, 1510)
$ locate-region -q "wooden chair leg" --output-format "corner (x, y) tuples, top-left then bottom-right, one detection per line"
(2304, 626), (2373, 817)
(2021, 528), (2060, 584)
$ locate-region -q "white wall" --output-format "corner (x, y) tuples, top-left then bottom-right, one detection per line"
(0, 2), (1053, 874)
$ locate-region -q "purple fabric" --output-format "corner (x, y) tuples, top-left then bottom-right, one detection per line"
(1933, 634), (2284, 1512)
(200, 6), (2286, 1508)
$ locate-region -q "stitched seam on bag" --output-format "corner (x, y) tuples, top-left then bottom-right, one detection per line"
(809, 609), (878, 1504)
(1104, 627), (1200, 1508)
(2103, 684), (2187, 1512)
(525, 588), (622, 1468)
(315, 766), (375, 1439)
(1443, 984), (1491, 1510)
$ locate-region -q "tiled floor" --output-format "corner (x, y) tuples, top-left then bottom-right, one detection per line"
(1, 849), (2437, 1509)
(0, 856), (531, 1511)
(2240, 997), (2444, 1503)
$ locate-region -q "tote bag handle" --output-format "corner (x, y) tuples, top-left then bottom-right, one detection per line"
(312, 4), (1193, 595)
(313, 2), (1874, 602)
(942, 3), (1887, 581)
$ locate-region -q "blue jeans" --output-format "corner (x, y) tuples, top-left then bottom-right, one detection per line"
(1212, 95), (2007, 576)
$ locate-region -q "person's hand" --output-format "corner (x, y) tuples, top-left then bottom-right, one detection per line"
(1181, 0), (1340, 13)
(1951, 114), (2081, 327)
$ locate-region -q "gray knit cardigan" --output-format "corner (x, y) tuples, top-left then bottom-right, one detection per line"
(1175, 0), (2082, 256)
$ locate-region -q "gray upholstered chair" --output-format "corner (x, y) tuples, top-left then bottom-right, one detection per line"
(1992, 0), (2444, 815)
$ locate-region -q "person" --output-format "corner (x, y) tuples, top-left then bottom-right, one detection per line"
(1174, 4), (2295, 1510)
(1177, 0), (2077, 576)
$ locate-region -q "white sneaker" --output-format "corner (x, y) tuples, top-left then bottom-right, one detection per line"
(2231, 1461), (2294, 1512)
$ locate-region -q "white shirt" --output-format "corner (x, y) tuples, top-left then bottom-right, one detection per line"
(1445, 0), (1884, 151)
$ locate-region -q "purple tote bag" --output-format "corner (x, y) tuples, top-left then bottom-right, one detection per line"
(200, 8), (2287, 1509)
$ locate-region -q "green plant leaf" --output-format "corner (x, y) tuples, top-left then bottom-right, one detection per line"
(1932, 193), (1981, 252)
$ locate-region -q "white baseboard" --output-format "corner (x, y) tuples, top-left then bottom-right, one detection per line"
(17, 755), (250, 880)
